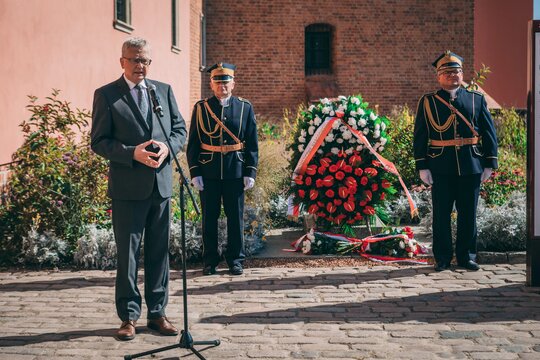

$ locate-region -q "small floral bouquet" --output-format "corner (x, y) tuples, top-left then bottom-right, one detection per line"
(290, 226), (428, 263)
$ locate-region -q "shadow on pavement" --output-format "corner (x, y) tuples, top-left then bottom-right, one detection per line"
(199, 284), (540, 324)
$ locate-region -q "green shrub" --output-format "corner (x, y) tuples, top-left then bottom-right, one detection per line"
(385, 105), (421, 187)
(493, 108), (526, 157)
(480, 149), (526, 206)
(0, 90), (109, 265)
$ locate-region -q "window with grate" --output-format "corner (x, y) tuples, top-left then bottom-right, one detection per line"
(305, 24), (332, 75)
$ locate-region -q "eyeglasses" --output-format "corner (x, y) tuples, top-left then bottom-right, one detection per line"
(440, 69), (462, 77)
(123, 57), (152, 66)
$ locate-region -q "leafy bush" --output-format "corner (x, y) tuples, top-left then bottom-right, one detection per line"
(480, 149), (525, 206)
(0, 90), (109, 265)
(385, 105), (420, 187)
(493, 108), (526, 157)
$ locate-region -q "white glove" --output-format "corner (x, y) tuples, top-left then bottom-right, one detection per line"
(481, 168), (493, 182)
(243, 176), (255, 190)
(192, 176), (204, 191)
(419, 169), (433, 185)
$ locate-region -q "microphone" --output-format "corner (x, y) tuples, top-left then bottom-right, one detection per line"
(148, 84), (164, 117)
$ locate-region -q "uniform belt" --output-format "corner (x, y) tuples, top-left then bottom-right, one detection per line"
(430, 137), (479, 147)
(200, 143), (244, 153)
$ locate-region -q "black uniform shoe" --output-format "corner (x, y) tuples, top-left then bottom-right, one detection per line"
(229, 264), (243, 275)
(202, 265), (216, 275)
(434, 262), (451, 272)
(457, 260), (480, 271)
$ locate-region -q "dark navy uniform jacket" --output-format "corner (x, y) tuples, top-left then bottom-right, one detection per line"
(186, 95), (258, 180)
(413, 87), (498, 176)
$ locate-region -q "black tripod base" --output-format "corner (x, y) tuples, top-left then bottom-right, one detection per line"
(124, 330), (220, 360)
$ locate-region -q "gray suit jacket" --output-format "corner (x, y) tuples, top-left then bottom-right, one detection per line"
(91, 76), (187, 200)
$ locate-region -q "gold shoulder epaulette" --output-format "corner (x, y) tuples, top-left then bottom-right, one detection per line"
(195, 98), (208, 104)
(465, 88), (484, 96)
(423, 91), (436, 97)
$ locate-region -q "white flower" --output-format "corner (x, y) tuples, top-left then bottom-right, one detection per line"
(322, 106), (330, 114)
(351, 97), (360, 105)
(329, 110), (335, 116)
(308, 126), (316, 135)
(317, 149), (323, 154)
(325, 133), (335, 142)
(370, 112), (378, 121)
(342, 130), (352, 140)
(298, 136), (306, 143)
(345, 148), (353, 154)
(307, 229), (315, 241)
(378, 146), (384, 152)
(357, 108), (365, 116)
(330, 147), (339, 154)
(320, 141), (325, 147)
(314, 116), (322, 126)
(337, 104), (346, 112)
(301, 129), (307, 137)
(356, 145), (363, 151)
(349, 138), (357, 144)
(363, 128), (369, 135)
(308, 104), (316, 112)
(309, 120), (314, 125)
(375, 123), (380, 131)
(408, 252), (414, 258)
(399, 240), (405, 249)
(332, 121), (340, 129)
(381, 122), (386, 131)
(358, 118), (367, 127)
(348, 117), (356, 126)
(380, 137), (387, 145)
(336, 138), (344, 144)
(321, 98), (330, 104)
(298, 144), (304, 152)
(338, 95), (347, 101)
(350, 110), (357, 116)
(302, 240), (312, 254)
(374, 130), (380, 138)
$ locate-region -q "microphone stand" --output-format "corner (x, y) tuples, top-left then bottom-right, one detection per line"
(125, 86), (220, 360)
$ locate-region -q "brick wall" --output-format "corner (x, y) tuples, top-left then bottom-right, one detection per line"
(204, 0), (474, 120)
(190, 0), (204, 111)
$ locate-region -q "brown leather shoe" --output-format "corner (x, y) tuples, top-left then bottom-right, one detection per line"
(117, 320), (136, 341)
(147, 316), (178, 336)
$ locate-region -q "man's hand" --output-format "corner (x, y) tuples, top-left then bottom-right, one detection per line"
(243, 176), (255, 190)
(419, 169), (433, 185)
(192, 176), (204, 191)
(481, 168), (493, 183)
(133, 140), (169, 168)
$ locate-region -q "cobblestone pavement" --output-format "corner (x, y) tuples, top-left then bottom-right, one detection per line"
(1, 264), (540, 359)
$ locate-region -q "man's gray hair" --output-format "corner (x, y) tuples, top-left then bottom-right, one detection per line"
(122, 37), (150, 56)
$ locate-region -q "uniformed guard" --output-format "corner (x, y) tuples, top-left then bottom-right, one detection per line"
(186, 62), (258, 276)
(413, 51), (498, 272)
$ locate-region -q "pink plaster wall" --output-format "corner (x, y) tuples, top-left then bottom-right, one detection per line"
(474, 0), (532, 109)
(0, 0), (193, 165)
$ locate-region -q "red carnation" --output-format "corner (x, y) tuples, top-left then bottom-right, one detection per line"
(338, 149), (347, 158)
(349, 154), (362, 165)
(359, 200), (367, 207)
(305, 177), (313, 186)
(364, 167), (378, 177)
(363, 206), (375, 215)
(329, 165), (338, 173)
(343, 165), (352, 173)
(345, 176), (357, 188)
(309, 189), (318, 200)
(381, 179), (391, 189)
(318, 211), (327, 218)
(294, 175), (304, 185)
(318, 166), (326, 175)
(354, 213), (364, 220)
(371, 183), (379, 192)
(360, 176), (368, 186)
(308, 204), (319, 214)
(333, 198), (343, 206)
(322, 175), (334, 187)
(317, 201), (324, 207)
(348, 186), (357, 195)
(325, 189), (335, 198)
(335, 171), (345, 180)
(298, 189), (305, 198)
(316, 179), (324, 188)
(306, 165), (317, 176)
(380, 192), (386, 200)
(354, 168), (363, 177)
(338, 187), (349, 198)
(336, 159), (346, 169)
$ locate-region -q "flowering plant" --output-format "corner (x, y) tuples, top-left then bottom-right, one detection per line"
(288, 95), (399, 228)
(292, 227), (428, 263)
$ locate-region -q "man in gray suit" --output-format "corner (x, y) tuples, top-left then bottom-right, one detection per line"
(91, 37), (186, 341)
